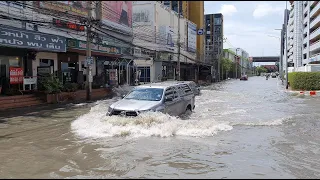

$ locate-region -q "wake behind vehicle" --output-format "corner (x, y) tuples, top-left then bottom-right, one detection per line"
(107, 82), (195, 117)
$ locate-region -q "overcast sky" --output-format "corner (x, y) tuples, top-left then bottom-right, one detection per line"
(204, 1), (288, 65)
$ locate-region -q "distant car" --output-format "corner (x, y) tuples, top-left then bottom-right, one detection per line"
(240, 75), (248, 81)
(271, 73), (277, 78)
(107, 82), (195, 117)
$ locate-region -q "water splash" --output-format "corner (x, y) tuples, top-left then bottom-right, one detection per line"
(71, 108), (233, 139)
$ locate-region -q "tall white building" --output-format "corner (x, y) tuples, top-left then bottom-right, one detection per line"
(304, 1), (320, 63)
(286, 1), (320, 71)
(286, 1), (303, 69)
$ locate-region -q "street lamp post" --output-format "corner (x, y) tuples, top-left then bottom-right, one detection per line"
(235, 48), (240, 79)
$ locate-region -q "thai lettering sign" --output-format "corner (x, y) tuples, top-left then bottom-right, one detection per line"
(67, 39), (122, 55)
(9, 67), (24, 84)
(0, 25), (66, 52)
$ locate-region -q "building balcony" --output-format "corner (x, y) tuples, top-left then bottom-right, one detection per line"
(304, 5), (309, 14)
(304, 26), (309, 34)
(303, 47), (309, 54)
(304, 1), (308, 6)
(310, 1), (320, 19)
(289, 16), (294, 26)
(304, 15), (309, 25)
(290, 9), (294, 18)
(310, 1), (319, 8)
(303, 36), (309, 44)
(289, 39), (294, 46)
(309, 52), (320, 62)
(310, 27), (320, 41)
(310, 39), (320, 52)
(289, 24), (294, 32)
(289, 46), (294, 53)
(310, 13), (320, 29)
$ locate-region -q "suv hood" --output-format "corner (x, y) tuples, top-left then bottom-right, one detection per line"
(110, 99), (160, 111)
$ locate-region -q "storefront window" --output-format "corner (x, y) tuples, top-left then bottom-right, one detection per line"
(9, 57), (21, 67)
(138, 66), (150, 82)
(40, 59), (54, 67)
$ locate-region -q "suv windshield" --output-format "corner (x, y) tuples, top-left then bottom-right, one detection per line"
(124, 88), (164, 101)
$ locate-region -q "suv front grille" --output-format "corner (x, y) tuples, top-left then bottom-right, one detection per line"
(111, 110), (137, 116)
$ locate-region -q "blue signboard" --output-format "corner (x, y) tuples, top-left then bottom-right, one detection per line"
(0, 25), (66, 52)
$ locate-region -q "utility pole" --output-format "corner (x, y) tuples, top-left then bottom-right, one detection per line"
(177, 10), (181, 81)
(217, 43), (220, 82)
(285, 1), (289, 89)
(86, 1), (93, 101)
(235, 48), (238, 79)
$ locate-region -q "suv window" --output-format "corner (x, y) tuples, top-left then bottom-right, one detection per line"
(165, 87), (174, 99)
(181, 84), (192, 94)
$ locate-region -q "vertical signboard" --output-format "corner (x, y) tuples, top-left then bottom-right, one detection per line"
(9, 67), (24, 84)
(187, 21), (197, 53)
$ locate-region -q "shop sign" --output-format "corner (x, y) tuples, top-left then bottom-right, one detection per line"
(86, 56), (94, 65)
(23, 77), (37, 85)
(67, 39), (122, 55)
(9, 67), (23, 84)
(37, 67), (53, 76)
(0, 25), (66, 52)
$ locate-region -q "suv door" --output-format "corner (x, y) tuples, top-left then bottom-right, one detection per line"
(164, 87), (175, 115)
(164, 86), (184, 116)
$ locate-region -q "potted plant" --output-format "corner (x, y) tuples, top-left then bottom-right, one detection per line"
(38, 74), (63, 103)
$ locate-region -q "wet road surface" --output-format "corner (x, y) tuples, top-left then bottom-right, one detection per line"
(1, 76), (320, 178)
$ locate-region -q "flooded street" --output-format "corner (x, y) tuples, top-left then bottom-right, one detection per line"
(1, 76), (320, 178)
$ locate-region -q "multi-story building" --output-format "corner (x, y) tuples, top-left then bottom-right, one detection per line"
(286, 1), (303, 69)
(160, 1), (205, 62)
(230, 48), (250, 75)
(204, 13), (223, 81)
(281, 9), (289, 75)
(133, 1), (197, 82)
(303, 1), (320, 64)
(284, 1), (320, 73)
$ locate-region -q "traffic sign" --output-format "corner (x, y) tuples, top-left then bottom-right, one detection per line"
(197, 29), (204, 35)
(86, 56), (93, 66)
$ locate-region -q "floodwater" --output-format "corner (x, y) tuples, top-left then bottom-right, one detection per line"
(1, 77), (320, 178)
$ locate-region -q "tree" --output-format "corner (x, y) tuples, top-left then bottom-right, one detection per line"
(255, 66), (268, 76)
(220, 58), (233, 79)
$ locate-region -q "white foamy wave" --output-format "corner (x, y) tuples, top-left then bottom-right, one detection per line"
(71, 107), (233, 138)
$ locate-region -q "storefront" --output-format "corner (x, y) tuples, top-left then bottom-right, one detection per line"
(0, 25), (66, 94)
(134, 59), (163, 83)
(66, 38), (131, 86)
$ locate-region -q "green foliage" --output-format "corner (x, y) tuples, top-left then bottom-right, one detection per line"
(221, 58), (233, 73)
(63, 83), (79, 92)
(38, 74), (63, 94)
(255, 66), (268, 75)
(288, 72), (320, 91)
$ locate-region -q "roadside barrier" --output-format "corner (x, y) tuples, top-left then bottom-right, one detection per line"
(288, 90), (319, 97)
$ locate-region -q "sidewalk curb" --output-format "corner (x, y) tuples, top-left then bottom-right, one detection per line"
(286, 90), (320, 97)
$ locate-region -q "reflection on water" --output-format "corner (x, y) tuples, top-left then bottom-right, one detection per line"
(1, 77), (320, 178)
